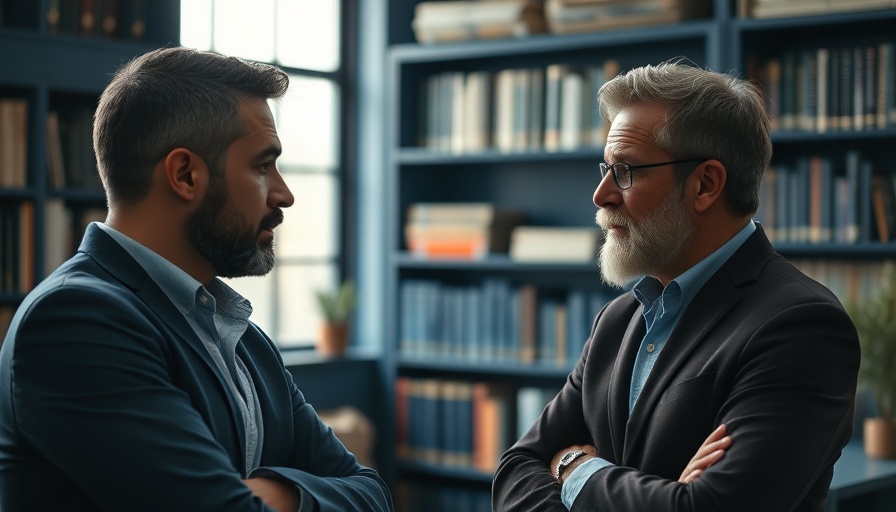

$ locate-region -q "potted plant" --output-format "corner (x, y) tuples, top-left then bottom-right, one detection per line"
(848, 261), (896, 459)
(313, 280), (356, 356)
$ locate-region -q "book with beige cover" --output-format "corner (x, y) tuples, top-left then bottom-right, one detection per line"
(509, 226), (600, 262)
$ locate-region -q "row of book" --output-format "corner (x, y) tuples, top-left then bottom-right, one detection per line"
(0, 202), (34, 295)
(419, 60), (620, 154)
(738, 0), (896, 19)
(792, 259), (887, 307)
(44, 200), (106, 275)
(754, 152), (886, 245)
(399, 279), (616, 366)
(0, 198), (105, 295)
(395, 377), (559, 473)
(749, 42), (896, 134)
(0, 100), (103, 191)
(0, 97), (27, 189)
(47, 0), (150, 41)
(46, 107), (104, 191)
(394, 481), (491, 512)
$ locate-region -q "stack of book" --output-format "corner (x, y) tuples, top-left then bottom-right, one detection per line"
(740, 0), (894, 19)
(412, 0), (548, 44)
(544, 0), (711, 34)
(405, 203), (524, 259)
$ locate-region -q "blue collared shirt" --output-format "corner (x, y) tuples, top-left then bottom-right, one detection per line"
(96, 222), (264, 474)
(561, 221), (756, 509)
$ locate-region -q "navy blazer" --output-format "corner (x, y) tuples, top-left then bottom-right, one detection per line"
(0, 223), (393, 511)
(493, 225), (860, 512)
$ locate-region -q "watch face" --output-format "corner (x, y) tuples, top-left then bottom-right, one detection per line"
(560, 451), (579, 465)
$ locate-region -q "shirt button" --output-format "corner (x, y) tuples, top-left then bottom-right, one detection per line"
(199, 295), (209, 305)
(646, 343), (656, 353)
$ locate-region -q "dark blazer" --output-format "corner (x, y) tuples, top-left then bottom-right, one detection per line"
(0, 224), (393, 512)
(493, 226), (860, 512)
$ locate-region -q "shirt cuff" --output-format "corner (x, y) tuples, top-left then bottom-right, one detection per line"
(561, 457), (615, 509)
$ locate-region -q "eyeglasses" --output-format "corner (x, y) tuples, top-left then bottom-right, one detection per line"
(599, 159), (705, 190)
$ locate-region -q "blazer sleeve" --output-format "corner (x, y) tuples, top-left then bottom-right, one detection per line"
(248, 363), (393, 512)
(493, 308), (609, 512)
(494, 300), (859, 512)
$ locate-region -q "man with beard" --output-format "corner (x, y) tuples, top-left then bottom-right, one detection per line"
(0, 47), (393, 512)
(493, 60), (860, 512)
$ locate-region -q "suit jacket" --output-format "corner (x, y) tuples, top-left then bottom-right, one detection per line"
(493, 226), (860, 512)
(0, 224), (393, 512)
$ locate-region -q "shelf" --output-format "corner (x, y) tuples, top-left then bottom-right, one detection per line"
(393, 252), (599, 273)
(0, 31), (162, 92)
(398, 356), (571, 381)
(774, 243), (896, 259)
(49, 189), (106, 203)
(0, 188), (36, 199)
(395, 146), (604, 165)
(396, 460), (494, 484)
(771, 129), (896, 144)
(734, 7), (896, 32)
(390, 19), (716, 63)
(0, 292), (27, 304)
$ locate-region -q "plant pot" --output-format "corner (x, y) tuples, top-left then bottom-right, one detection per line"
(316, 323), (349, 356)
(864, 417), (896, 459)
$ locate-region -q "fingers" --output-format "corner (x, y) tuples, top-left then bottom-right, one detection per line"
(681, 469), (702, 484)
(678, 424), (731, 483)
(704, 423), (728, 445)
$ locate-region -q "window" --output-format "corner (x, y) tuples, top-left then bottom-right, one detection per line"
(180, 0), (345, 348)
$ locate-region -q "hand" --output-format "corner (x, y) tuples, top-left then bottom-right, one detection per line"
(551, 444), (599, 483)
(678, 424), (731, 484)
(243, 477), (301, 512)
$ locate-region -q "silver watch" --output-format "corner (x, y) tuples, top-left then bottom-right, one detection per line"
(556, 449), (587, 484)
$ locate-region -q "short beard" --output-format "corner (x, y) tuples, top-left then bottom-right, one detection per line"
(185, 172), (282, 279)
(595, 187), (696, 288)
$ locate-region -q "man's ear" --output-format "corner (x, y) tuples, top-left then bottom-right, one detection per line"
(692, 159), (726, 213)
(163, 148), (205, 202)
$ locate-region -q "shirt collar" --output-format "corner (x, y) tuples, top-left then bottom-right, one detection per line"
(95, 222), (252, 321)
(633, 220), (756, 312)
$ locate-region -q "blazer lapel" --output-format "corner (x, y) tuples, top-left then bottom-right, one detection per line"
(620, 226), (775, 462)
(79, 224), (250, 462)
(605, 297), (646, 463)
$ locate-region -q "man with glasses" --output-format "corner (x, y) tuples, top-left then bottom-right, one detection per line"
(493, 60), (860, 511)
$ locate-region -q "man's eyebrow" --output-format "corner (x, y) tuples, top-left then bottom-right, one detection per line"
(256, 145), (282, 160)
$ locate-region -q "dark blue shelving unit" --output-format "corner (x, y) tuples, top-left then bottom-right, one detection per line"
(382, 2), (896, 510)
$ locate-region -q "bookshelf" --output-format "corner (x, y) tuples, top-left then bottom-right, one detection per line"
(383, 0), (896, 509)
(0, 1), (179, 332)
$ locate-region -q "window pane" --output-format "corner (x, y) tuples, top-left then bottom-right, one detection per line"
(180, 0), (213, 50)
(276, 263), (338, 347)
(224, 274), (274, 335)
(274, 75), (339, 169)
(214, 0), (275, 63)
(276, 0), (340, 71)
(278, 174), (338, 259)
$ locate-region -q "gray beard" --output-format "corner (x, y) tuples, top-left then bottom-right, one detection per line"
(596, 191), (696, 288)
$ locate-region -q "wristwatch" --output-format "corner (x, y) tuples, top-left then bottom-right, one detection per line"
(556, 449), (588, 484)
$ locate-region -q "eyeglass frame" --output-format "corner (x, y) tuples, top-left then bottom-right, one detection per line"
(599, 159), (706, 190)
